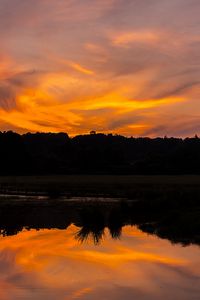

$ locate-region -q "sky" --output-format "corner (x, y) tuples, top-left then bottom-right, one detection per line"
(0, 0), (200, 137)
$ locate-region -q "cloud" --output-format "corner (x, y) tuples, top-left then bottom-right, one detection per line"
(0, 0), (200, 135)
(67, 62), (95, 76)
(0, 84), (16, 110)
(111, 30), (162, 47)
(0, 69), (43, 110)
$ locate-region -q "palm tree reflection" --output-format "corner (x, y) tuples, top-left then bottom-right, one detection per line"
(75, 208), (105, 245)
(75, 207), (123, 244)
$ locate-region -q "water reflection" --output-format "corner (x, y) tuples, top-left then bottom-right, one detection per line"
(0, 198), (199, 246)
(0, 225), (200, 300)
(0, 198), (200, 299)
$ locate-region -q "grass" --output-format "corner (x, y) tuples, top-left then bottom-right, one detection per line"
(0, 175), (200, 198)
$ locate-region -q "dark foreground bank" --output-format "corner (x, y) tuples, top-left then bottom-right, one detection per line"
(1, 175), (200, 198)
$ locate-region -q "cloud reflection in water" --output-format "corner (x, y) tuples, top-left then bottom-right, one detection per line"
(0, 225), (199, 300)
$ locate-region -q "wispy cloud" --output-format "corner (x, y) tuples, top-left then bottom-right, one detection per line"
(0, 0), (200, 136)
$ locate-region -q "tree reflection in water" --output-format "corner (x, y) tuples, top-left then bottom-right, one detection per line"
(75, 208), (105, 244)
(0, 197), (200, 246)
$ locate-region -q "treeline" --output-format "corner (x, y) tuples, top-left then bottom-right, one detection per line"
(1, 131), (200, 174)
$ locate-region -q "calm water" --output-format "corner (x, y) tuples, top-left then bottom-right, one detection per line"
(0, 224), (200, 300)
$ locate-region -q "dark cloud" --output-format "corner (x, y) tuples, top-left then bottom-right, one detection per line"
(143, 117), (200, 137)
(153, 81), (200, 99)
(0, 120), (29, 133)
(0, 70), (41, 110)
(7, 70), (40, 87)
(0, 83), (16, 109)
(143, 125), (170, 137)
(108, 114), (142, 130)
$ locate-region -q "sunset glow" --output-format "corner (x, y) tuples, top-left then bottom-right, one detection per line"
(0, 0), (200, 136)
(0, 225), (199, 300)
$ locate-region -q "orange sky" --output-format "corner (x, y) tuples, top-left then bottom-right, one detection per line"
(0, 0), (200, 136)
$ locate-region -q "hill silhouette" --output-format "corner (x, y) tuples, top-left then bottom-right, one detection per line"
(0, 131), (200, 175)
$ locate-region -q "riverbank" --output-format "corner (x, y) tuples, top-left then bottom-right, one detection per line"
(0, 175), (200, 199)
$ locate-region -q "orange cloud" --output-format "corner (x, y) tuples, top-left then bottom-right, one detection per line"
(111, 31), (161, 47)
(0, 0), (200, 136)
(69, 62), (95, 76)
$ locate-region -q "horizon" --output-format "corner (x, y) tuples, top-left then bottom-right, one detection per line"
(1, 129), (200, 140)
(0, 1), (200, 136)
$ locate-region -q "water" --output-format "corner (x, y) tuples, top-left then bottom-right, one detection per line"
(0, 199), (199, 299)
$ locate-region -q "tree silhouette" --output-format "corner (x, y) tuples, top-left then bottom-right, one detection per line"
(0, 131), (200, 174)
